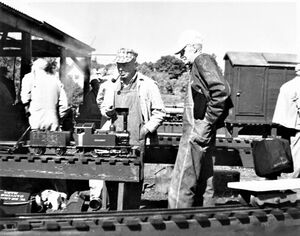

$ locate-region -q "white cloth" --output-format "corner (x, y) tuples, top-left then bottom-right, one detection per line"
(290, 131), (300, 178)
(21, 69), (68, 131)
(273, 75), (300, 178)
(36, 189), (67, 211)
(273, 75), (300, 130)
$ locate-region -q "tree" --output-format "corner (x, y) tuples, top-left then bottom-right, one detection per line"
(154, 55), (186, 79)
(63, 75), (83, 107)
(173, 72), (189, 99)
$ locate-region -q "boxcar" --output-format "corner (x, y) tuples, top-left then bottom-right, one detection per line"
(224, 52), (298, 136)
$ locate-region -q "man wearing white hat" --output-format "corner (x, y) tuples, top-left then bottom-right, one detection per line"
(273, 63), (300, 178)
(168, 30), (231, 208)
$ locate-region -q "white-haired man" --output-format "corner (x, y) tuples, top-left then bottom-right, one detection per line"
(168, 30), (231, 208)
(273, 64), (300, 178)
(21, 58), (68, 131)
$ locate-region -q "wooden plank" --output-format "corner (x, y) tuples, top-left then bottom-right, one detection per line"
(101, 183), (107, 210)
(228, 178), (300, 192)
(117, 182), (125, 211)
(0, 155), (141, 182)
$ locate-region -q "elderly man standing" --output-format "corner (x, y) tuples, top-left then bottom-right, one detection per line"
(273, 64), (300, 178)
(99, 48), (166, 210)
(21, 58), (68, 131)
(168, 30), (231, 208)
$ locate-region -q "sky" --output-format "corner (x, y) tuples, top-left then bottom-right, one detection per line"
(1, 0), (299, 68)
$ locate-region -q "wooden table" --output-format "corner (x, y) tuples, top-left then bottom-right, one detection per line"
(0, 153), (142, 210)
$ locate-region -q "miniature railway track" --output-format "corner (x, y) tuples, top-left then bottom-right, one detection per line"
(1, 204), (300, 235)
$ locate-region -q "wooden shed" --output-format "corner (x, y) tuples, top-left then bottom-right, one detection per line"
(0, 2), (95, 140)
(224, 52), (299, 133)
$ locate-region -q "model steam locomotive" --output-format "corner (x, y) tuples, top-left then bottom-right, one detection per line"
(28, 122), (130, 156)
(2, 107), (131, 157)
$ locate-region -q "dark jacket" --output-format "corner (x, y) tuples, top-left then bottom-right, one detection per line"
(190, 53), (232, 125)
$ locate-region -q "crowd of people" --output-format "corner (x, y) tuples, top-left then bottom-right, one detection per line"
(0, 29), (299, 212)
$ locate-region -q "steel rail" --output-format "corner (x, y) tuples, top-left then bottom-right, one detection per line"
(0, 205), (300, 236)
(0, 204), (294, 221)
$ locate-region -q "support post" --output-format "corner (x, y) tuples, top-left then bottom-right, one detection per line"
(20, 32), (32, 80)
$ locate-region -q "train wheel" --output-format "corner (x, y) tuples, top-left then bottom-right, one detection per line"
(55, 148), (66, 156)
(33, 147), (46, 155)
(90, 150), (98, 158)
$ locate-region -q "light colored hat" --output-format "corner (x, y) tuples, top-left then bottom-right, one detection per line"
(175, 29), (203, 54)
(32, 58), (48, 70)
(114, 48), (138, 63)
(295, 64), (300, 75)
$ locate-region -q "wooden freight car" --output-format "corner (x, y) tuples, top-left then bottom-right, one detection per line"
(224, 51), (299, 136)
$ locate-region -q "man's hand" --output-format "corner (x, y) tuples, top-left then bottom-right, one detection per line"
(24, 105), (30, 118)
(140, 126), (149, 140)
(191, 118), (213, 146)
(106, 106), (116, 118)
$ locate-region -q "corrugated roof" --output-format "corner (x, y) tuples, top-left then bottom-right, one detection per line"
(0, 1), (95, 55)
(224, 51), (299, 67)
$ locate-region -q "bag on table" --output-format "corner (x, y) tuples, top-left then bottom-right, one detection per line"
(252, 138), (293, 178)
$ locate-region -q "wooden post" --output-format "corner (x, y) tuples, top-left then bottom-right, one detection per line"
(20, 32), (32, 80)
(83, 56), (91, 102)
(101, 182), (107, 210)
(59, 49), (67, 83)
(117, 182), (125, 211)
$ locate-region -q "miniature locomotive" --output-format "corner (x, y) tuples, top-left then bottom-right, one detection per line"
(27, 124), (130, 156)
(27, 108), (131, 156)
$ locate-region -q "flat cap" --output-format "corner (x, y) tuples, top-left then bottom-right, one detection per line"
(114, 48), (138, 63)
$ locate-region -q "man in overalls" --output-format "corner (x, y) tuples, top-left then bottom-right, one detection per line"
(100, 48), (166, 209)
(168, 30), (231, 208)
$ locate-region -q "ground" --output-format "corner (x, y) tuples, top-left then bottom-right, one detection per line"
(140, 164), (263, 209)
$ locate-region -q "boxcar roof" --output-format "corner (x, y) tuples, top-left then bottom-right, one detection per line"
(224, 51), (299, 68)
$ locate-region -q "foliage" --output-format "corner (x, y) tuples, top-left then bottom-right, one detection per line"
(0, 57), (22, 100)
(62, 75), (83, 107)
(137, 56), (188, 100)
(153, 55), (187, 79)
(173, 72), (189, 98)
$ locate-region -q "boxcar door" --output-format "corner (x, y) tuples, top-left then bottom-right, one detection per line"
(235, 66), (265, 119)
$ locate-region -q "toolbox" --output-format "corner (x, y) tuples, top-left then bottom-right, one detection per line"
(0, 190), (32, 214)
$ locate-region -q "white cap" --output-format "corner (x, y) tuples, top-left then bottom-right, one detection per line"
(32, 58), (48, 70)
(175, 29), (203, 54)
(295, 64), (300, 75)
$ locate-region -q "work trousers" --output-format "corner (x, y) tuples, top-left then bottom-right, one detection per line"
(290, 130), (300, 178)
(168, 119), (215, 208)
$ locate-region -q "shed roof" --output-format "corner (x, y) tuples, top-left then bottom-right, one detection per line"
(224, 51), (299, 68)
(0, 1), (95, 57)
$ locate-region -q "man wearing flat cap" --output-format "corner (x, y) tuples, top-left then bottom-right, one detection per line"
(168, 30), (232, 208)
(99, 48), (166, 210)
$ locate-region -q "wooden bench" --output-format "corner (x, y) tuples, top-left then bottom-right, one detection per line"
(228, 179), (300, 205)
(228, 178), (300, 192)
